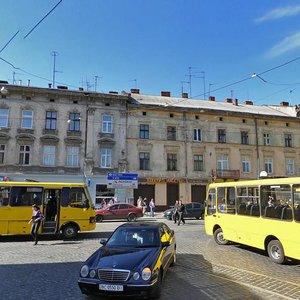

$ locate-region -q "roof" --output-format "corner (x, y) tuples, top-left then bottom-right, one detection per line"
(130, 94), (297, 118)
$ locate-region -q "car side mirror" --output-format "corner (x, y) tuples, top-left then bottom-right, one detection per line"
(161, 241), (170, 247)
(99, 239), (107, 245)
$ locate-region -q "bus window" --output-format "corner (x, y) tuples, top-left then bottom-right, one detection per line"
(292, 185), (300, 222)
(217, 187), (226, 213)
(62, 187), (89, 208)
(0, 187), (10, 206)
(237, 186), (259, 217)
(227, 187), (236, 214)
(10, 186), (43, 206)
(206, 189), (216, 214)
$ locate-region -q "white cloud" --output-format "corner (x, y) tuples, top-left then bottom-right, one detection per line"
(267, 31), (300, 58)
(255, 5), (300, 23)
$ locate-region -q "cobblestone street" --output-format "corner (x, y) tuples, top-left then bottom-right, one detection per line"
(1, 215), (300, 300)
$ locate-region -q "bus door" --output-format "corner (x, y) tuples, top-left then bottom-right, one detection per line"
(204, 188), (217, 235)
(42, 189), (61, 234)
(0, 186), (11, 234)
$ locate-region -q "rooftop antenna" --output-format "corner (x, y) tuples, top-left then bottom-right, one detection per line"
(186, 67), (206, 98)
(94, 75), (101, 92)
(129, 79), (137, 88)
(51, 51), (59, 88)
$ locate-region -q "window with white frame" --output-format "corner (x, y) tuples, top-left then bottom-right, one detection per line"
(0, 144), (5, 164)
(21, 110), (33, 129)
(241, 157), (251, 173)
(139, 152), (150, 170)
(102, 115), (113, 133)
(263, 133), (271, 145)
(264, 158), (273, 174)
(0, 109), (9, 128)
(67, 146), (80, 167)
(43, 145), (56, 166)
(100, 148), (112, 168)
(217, 155), (228, 170)
(19, 145), (31, 165)
(286, 159), (295, 175)
(46, 111), (57, 130)
(193, 129), (202, 142)
(194, 154), (204, 171)
(68, 113), (80, 131)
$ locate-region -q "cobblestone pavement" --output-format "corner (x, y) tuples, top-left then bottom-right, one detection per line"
(1, 215), (300, 300)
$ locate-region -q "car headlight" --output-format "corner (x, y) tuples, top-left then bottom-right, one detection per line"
(133, 272), (140, 280)
(80, 265), (89, 277)
(141, 267), (151, 281)
(89, 269), (96, 278)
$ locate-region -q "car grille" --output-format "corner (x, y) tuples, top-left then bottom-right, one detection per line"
(98, 269), (130, 282)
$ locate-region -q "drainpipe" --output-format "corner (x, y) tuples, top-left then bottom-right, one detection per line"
(254, 117), (260, 179)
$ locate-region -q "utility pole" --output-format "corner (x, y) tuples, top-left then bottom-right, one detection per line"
(94, 75), (99, 92)
(51, 51), (58, 88)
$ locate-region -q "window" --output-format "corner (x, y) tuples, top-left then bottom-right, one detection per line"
(264, 159), (273, 174)
(0, 186), (10, 206)
(139, 124), (149, 139)
(10, 186), (43, 207)
(43, 145), (56, 166)
(217, 155), (228, 170)
(286, 159), (295, 175)
(167, 153), (177, 171)
(139, 152), (150, 170)
(100, 148), (112, 168)
(0, 144), (5, 164)
(21, 110), (33, 129)
(45, 111), (57, 130)
(218, 129), (226, 143)
(0, 108), (9, 128)
(242, 157), (251, 173)
(194, 154), (204, 171)
(284, 134), (292, 147)
(263, 133), (271, 145)
(167, 126), (176, 141)
(193, 129), (202, 142)
(67, 146), (79, 167)
(241, 131), (249, 145)
(19, 145), (30, 165)
(102, 115), (113, 133)
(236, 186), (260, 217)
(62, 187), (89, 208)
(68, 113), (80, 131)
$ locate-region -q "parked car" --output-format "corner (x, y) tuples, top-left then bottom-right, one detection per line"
(78, 222), (176, 298)
(95, 203), (143, 222)
(163, 202), (205, 220)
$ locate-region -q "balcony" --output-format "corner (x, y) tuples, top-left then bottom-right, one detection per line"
(211, 169), (240, 180)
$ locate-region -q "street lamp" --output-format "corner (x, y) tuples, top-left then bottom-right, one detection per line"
(251, 73), (267, 83)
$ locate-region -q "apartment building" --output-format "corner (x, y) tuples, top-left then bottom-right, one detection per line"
(0, 83), (128, 202)
(127, 90), (300, 210)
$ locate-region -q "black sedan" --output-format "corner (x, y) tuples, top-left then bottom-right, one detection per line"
(163, 202), (205, 220)
(78, 222), (176, 299)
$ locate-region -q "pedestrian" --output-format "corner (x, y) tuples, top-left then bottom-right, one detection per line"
(173, 199), (179, 224)
(28, 204), (44, 245)
(101, 198), (107, 208)
(108, 198), (114, 206)
(137, 196), (143, 208)
(149, 198), (155, 217)
(142, 197), (147, 215)
(177, 200), (186, 226)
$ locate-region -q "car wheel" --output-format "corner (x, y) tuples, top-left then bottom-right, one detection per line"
(62, 224), (78, 239)
(95, 214), (103, 222)
(128, 213), (137, 222)
(267, 240), (286, 264)
(195, 217), (200, 220)
(213, 228), (228, 245)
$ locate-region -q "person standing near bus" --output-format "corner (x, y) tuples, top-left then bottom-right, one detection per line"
(28, 204), (44, 245)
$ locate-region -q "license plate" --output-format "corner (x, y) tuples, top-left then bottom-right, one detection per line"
(99, 284), (124, 291)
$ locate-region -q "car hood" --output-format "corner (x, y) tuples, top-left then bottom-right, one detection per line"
(87, 246), (160, 270)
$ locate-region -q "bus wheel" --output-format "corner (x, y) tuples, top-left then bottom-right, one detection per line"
(267, 240), (286, 264)
(95, 214), (103, 222)
(213, 228), (228, 245)
(62, 224), (78, 239)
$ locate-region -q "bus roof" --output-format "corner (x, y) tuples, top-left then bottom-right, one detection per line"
(0, 182), (87, 188)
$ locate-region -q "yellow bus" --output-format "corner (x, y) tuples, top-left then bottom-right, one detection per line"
(0, 182), (96, 238)
(205, 177), (300, 264)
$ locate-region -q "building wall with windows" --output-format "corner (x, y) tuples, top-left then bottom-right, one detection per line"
(127, 92), (300, 210)
(0, 84), (129, 202)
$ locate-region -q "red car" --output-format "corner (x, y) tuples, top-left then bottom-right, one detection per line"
(95, 203), (143, 222)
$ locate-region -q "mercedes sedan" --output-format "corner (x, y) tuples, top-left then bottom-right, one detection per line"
(78, 222), (176, 299)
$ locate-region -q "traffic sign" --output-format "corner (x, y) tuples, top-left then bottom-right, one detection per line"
(107, 173), (138, 189)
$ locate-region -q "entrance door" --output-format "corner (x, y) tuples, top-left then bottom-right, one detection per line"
(42, 189), (61, 234)
(134, 184), (155, 206)
(167, 183), (179, 208)
(191, 185), (207, 204)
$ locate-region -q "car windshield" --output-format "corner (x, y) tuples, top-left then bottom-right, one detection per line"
(106, 227), (160, 248)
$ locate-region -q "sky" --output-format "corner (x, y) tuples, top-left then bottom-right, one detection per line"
(1, 0), (300, 106)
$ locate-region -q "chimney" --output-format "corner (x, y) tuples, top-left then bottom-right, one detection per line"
(209, 96), (215, 101)
(225, 98), (232, 103)
(280, 101), (289, 107)
(109, 91), (118, 94)
(48, 83), (52, 88)
(130, 88), (140, 94)
(27, 80), (30, 87)
(79, 87), (84, 91)
(57, 85), (68, 90)
(233, 98), (238, 106)
(18, 80), (22, 86)
(161, 91), (171, 97)
(182, 92), (188, 98)
(244, 100), (253, 105)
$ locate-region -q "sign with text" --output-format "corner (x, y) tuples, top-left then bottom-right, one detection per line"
(107, 173), (138, 189)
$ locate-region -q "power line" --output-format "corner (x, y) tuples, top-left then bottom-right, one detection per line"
(0, 30), (20, 54)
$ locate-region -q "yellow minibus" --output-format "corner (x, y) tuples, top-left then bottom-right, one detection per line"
(205, 177), (300, 264)
(0, 182), (96, 238)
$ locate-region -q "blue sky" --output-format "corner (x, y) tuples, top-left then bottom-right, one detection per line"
(1, 0), (300, 105)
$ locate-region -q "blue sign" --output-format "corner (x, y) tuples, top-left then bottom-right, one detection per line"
(107, 173), (138, 181)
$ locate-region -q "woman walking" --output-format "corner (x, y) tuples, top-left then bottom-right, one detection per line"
(28, 204), (44, 245)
